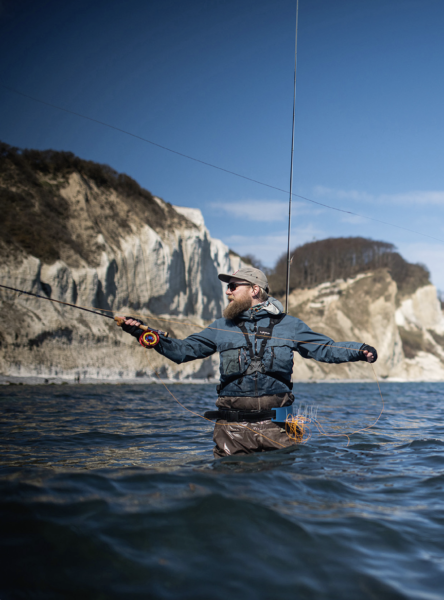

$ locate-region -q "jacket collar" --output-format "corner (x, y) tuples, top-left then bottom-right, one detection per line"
(236, 297), (284, 321)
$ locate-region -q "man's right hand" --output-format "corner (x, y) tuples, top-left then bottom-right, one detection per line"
(119, 316), (145, 339)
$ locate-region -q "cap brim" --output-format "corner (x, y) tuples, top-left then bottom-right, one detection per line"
(218, 273), (231, 283)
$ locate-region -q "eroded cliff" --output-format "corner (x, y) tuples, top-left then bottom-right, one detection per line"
(1, 143), (443, 382)
(287, 270), (444, 381)
(0, 144), (242, 381)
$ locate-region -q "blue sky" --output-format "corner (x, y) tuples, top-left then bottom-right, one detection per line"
(1, 0), (444, 290)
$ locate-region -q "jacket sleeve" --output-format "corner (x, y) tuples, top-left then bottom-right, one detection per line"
(291, 319), (363, 363)
(153, 323), (218, 364)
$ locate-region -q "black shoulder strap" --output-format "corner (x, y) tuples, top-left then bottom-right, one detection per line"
(236, 320), (255, 359)
(235, 313), (285, 359)
(256, 314), (285, 359)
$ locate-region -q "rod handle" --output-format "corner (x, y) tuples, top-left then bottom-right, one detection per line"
(114, 316), (168, 337)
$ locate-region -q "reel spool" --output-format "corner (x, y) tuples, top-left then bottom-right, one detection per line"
(139, 329), (161, 348)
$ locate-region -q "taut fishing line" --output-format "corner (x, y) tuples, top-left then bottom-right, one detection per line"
(0, 280), (384, 446)
(285, 0), (299, 314)
(1, 83), (444, 245)
(0, 282), (381, 353)
(0, 2), (387, 447)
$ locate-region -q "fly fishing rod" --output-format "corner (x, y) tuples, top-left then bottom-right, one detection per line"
(0, 282), (167, 347)
(285, 0), (299, 314)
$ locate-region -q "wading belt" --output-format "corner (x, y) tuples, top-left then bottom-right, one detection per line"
(217, 314), (292, 394)
(204, 408), (277, 423)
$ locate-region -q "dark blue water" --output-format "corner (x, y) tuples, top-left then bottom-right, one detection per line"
(1, 382), (444, 599)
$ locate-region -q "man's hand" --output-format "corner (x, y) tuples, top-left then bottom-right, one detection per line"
(360, 344), (378, 363)
(117, 316), (145, 339)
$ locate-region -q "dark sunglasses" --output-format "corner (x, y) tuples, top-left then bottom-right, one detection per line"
(227, 282), (251, 292)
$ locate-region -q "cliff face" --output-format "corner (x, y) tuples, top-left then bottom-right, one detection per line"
(0, 152), (242, 381)
(1, 144), (443, 382)
(287, 270), (444, 381)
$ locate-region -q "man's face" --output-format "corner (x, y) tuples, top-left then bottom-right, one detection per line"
(225, 277), (254, 305)
(223, 277), (259, 319)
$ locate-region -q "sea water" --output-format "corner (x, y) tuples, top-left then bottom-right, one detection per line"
(1, 381), (444, 599)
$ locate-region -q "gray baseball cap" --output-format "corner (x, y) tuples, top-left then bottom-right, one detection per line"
(218, 266), (269, 291)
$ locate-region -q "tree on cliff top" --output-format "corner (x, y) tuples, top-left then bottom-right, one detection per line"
(268, 237), (430, 296)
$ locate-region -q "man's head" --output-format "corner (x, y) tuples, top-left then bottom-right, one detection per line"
(218, 267), (269, 319)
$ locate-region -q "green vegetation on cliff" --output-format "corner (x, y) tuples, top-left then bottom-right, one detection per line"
(0, 141), (431, 298)
(0, 141), (192, 265)
(267, 237), (430, 297)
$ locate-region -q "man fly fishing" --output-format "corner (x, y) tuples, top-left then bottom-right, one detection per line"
(119, 267), (377, 457)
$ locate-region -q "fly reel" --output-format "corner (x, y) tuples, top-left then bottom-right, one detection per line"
(139, 329), (161, 348)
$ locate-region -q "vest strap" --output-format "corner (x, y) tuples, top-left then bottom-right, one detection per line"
(217, 314), (291, 394)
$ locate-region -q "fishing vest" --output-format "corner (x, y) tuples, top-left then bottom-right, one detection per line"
(217, 314), (293, 395)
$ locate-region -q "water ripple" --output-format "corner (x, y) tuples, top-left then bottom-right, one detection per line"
(1, 382), (444, 599)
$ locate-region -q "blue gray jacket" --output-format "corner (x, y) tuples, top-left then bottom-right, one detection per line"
(155, 298), (363, 397)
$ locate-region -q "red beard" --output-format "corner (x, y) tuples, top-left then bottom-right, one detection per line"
(223, 297), (252, 320)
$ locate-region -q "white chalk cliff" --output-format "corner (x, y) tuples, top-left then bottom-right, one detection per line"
(287, 271), (444, 381)
(0, 165), (242, 381)
(1, 145), (443, 382)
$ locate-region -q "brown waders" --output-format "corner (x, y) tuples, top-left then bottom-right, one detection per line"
(212, 393), (296, 458)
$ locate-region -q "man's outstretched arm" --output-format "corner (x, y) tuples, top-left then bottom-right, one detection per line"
(290, 319), (377, 364)
(121, 317), (218, 364)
